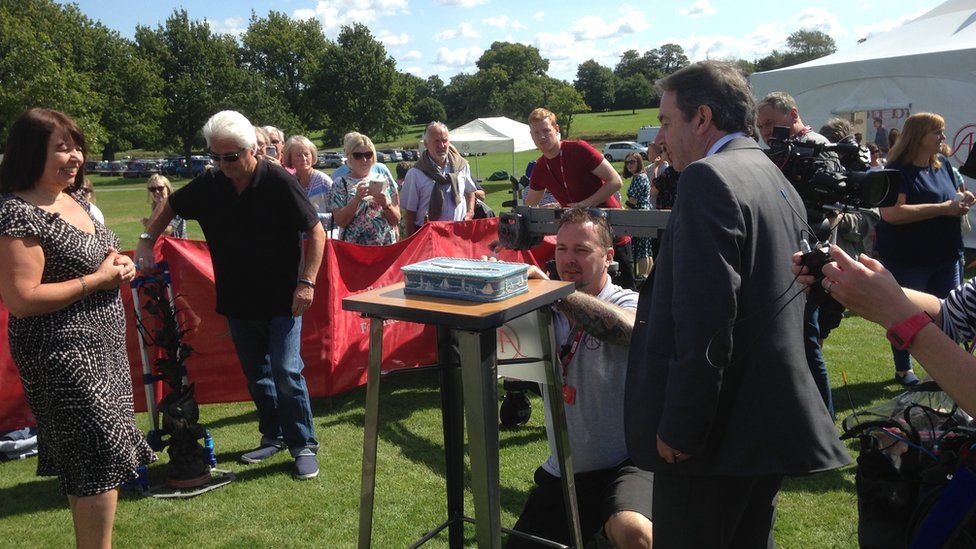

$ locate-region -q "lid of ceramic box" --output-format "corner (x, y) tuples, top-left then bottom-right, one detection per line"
(401, 257), (529, 281)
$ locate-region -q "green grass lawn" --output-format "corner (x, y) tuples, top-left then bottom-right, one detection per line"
(0, 311), (911, 548)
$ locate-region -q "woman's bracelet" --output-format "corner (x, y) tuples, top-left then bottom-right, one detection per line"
(298, 278), (316, 289)
(79, 276), (89, 298)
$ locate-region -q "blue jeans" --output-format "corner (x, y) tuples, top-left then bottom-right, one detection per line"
(804, 301), (834, 420)
(884, 258), (961, 373)
(226, 315), (318, 456)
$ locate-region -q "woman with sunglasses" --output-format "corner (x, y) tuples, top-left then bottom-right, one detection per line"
(623, 152), (653, 276)
(329, 132), (400, 245)
(141, 174), (186, 238)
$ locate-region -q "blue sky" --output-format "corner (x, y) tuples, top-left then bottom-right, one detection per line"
(66, 0), (939, 81)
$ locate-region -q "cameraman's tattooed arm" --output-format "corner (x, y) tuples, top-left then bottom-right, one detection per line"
(555, 292), (635, 347)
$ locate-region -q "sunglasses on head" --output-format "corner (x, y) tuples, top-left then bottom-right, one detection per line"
(209, 150), (244, 163)
(352, 151), (374, 161)
(148, 186), (166, 193)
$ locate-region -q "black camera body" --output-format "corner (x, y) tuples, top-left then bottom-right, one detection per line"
(765, 126), (900, 214)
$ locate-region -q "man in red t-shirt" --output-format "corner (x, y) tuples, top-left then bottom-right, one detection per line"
(526, 108), (635, 289)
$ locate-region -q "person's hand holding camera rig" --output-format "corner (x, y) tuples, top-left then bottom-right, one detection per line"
(792, 245), (976, 416)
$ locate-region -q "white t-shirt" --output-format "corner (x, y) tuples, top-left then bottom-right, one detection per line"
(542, 279), (639, 476)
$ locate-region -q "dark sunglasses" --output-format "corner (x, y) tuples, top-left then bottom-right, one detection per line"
(352, 151), (374, 160)
(148, 186), (166, 193)
(209, 150), (244, 163)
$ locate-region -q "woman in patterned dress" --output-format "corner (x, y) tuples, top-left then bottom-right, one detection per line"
(0, 108), (155, 549)
(623, 151), (654, 277)
(329, 132), (400, 246)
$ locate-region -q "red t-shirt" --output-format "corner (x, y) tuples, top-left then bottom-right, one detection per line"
(529, 140), (629, 245)
(530, 140), (621, 208)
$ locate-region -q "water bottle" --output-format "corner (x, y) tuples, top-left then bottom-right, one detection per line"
(204, 430), (217, 467)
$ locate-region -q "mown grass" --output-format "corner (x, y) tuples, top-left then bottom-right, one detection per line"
(0, 308), (913, 547)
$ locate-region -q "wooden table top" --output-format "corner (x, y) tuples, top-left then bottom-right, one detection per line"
(342, 279), (575, 331)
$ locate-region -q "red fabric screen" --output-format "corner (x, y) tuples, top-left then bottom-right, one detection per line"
(0, 218), (550, 431)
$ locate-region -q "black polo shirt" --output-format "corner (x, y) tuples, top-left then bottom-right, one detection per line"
(168, 159), (319, 319)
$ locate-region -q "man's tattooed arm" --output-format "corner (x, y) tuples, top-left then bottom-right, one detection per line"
(555, 291), (635, 347)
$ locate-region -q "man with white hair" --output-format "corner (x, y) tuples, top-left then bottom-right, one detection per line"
(136, 110), (326, 480)
(400, 121), (477, 235)
(264, 125), (286, 164)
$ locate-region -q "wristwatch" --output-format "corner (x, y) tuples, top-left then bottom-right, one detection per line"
(886, 312), (932, 351)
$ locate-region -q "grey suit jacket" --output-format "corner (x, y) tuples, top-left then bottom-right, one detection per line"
(625, 137), (851, 476)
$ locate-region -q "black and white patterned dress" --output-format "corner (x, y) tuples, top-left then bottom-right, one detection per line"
(0, 194), (155, 497)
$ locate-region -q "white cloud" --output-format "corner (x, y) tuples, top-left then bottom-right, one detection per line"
(404, 66), (424, 76)
(511, 19), (527, 30)
(291, 0), (409, 34)
(435, 0), (488, 7)
(403, 49), (423, 60)
(678, 0), (715, 18)
(210, 16), (246, 36)
(378, 31), (410, 46)
(853, 7), (929, 41)
(532, 30), (616, 80)
(792, 7), (847, 37)
(435, 46), (484, 68)
(534, 11), (545, 21)
(483, 15), (508, 28)
(434, 21), (480, 41)
(569, 12), (650, 41)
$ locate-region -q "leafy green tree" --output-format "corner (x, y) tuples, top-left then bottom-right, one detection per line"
(657, 43), (689, 74)
(614, 49), (662, 82)
(241, 10), (329, 130)
(615, 74), (654, 114)
(439, 73), (477, 122)
(136, 10), (270, 160)
(310, 23), (411, 144)
(476, 41), (548, 79)
(413, 97), (447, 124)
(544, 79), (589, 138)
(0, 0), (164, 157)
(786, 29), (836, 63)
(503, 79), (545, 121)
(574, 60), (616, 112)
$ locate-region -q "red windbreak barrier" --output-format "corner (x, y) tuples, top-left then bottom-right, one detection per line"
(0, 218), (550, 431)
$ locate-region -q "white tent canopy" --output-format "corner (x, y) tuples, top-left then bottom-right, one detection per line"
(749, 0), (976, 246)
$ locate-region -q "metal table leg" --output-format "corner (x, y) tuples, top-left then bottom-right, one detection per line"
(437, 327), (465, 548)
(457, 329), (502, 548)
(358, 317), (385, 549)
(537, 308), (583, 548)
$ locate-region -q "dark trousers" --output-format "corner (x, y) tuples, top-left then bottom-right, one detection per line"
(652, 473), (783, 549)
(612, 241), (636, 290)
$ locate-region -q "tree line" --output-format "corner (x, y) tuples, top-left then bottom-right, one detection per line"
(0, 0), (837, 159)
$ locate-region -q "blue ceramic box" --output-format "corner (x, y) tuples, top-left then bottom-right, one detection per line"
(402, 257), (530, 302)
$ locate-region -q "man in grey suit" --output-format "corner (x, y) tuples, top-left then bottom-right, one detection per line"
(624, 61), (850, 547)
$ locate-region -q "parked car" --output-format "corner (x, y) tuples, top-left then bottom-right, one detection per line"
(123, 160), (160, 178)
(177, 156), (214, 178)
(160, 157), (183, 176)
(84, 160), (100, 174)
(378, 148), (402, 162)
(403, 149), (419, 161)
(375, 150), (392, 163)
(106, 160), (127, 177)
(602, 141), (648, 162)
(316, 152), (346, 169)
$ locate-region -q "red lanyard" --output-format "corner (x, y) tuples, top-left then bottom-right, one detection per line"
(558, 328), (585, 405)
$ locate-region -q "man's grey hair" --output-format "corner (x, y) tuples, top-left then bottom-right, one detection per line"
(263, 125), (285, 143)
(202, 111), (257, 150)
(423, 121), (450, 142)
(819, 118), (853, 143)
(757, 91), (797, 116)
(656, 61), (756, 134)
